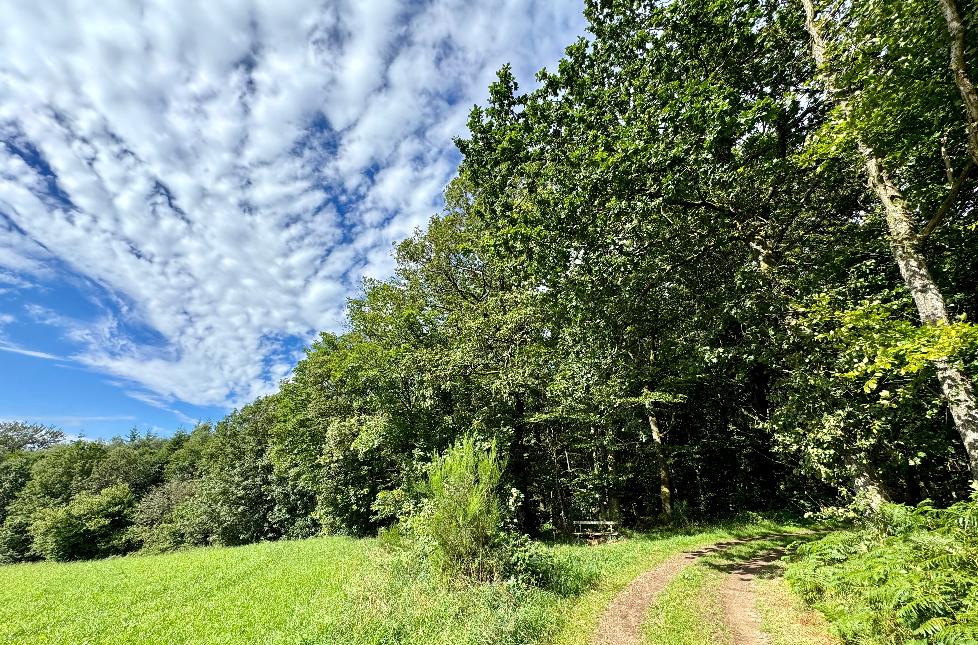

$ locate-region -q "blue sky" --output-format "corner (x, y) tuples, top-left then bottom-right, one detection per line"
(0, 0), (587, 439)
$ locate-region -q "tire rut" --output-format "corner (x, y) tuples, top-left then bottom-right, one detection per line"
(720, 548), (785, 645)
(589, 538), (754, 645)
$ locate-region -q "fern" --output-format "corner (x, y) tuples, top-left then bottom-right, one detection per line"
(787, 493), (978, 644)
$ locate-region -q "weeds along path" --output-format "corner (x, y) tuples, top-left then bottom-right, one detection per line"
(590, 538), (756, 645)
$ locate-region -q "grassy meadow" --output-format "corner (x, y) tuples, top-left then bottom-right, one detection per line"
(0, 517), (809, 645)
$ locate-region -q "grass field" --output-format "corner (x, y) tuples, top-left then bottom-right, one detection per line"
(0, 535), (555, 645)
(0, 517), (813, 644)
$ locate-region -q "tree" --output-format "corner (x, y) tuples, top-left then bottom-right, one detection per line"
(0, 421), (64, 456)
(802, 0), (978, 480)
(29, 483), (136, 561)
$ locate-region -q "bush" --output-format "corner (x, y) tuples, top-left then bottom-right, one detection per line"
(419, 435), (504, 581)
(496, 531), (558, 587)
(389, 435), (563, 589)
(0, 513), (33, 563)
(29, 483), (136, 561)
(788, 493), (978, 643)
(132, 480), (213, 552)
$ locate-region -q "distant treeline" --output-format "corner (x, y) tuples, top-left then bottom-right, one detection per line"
(6, 0), (978, 562)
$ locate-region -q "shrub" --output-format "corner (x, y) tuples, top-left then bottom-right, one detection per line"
(0, 513), (33, 563)
(29, 483), (136, 561)
(788, 493), (978, 643)
(132, 479), (214, 552)
(496, 531), (558, 587)
(420, 435), (504, 581)
(384, 435), (561, 588)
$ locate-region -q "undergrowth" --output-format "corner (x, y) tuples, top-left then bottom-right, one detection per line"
(788, 493), (978, 644)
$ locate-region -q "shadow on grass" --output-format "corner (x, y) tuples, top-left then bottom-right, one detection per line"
(542, 514), (828, 597)
(696, 532), (828, 581)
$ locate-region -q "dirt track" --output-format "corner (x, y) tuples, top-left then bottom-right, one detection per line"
(720, 548), (786, 645)
(590, 539), (755, 645)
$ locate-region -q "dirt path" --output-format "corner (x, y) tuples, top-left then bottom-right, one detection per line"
(720, 548), (785, 645)
(590, 539), (752, 645)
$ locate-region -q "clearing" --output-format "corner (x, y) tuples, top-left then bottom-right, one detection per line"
(0, 518), (836, 644)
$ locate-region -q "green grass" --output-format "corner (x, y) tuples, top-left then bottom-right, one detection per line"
(0, 516), (816, 645)
(1, 536), (369, 643)
(0, 536), (558, 645)
(642, 563), (730, 645)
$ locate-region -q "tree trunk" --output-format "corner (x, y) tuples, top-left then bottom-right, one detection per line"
(803, 0), (978, 481)
(839, 442), (890, 510)
(863, 147), (978, 481)
(850, 458), (890, 511)
(646, 411), (673, 517)
(937, 0), (978, 163)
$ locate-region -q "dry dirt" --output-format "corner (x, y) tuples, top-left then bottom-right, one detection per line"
(720, 549), (786, 645)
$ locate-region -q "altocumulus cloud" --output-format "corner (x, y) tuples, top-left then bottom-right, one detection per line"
(0, 0), (586, 408)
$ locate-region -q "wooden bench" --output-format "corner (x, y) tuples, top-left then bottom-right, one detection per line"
(572, 520), (619, 541)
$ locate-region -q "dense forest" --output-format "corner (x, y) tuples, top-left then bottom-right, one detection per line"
(4, 0), (978, 572)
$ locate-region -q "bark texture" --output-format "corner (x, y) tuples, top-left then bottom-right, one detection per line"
(862, 154), (978, 480)
(846, 451), (890, 510)
(647, 411), (673, 517)
(803, 0), (978, 480)
(937, 0), (978, 163)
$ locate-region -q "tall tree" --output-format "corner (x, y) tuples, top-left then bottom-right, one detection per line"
(802, 0), (978, 479)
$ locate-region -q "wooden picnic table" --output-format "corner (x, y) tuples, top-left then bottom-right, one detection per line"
(572, 520), (619, 541)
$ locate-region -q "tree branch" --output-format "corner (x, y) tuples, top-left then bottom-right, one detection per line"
(937, 0), (978, 164)
(942, 139), (955, 182)
(919, 159), (974, 242)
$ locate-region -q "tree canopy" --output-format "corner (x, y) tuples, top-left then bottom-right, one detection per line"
(3, 0), (978, 562)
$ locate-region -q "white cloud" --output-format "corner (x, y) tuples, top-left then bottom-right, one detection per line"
(0, 0), (586, 407)
(0, 415), (136, 428)
(0, 342), (61, 361)
(122, 391), (199, 426)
